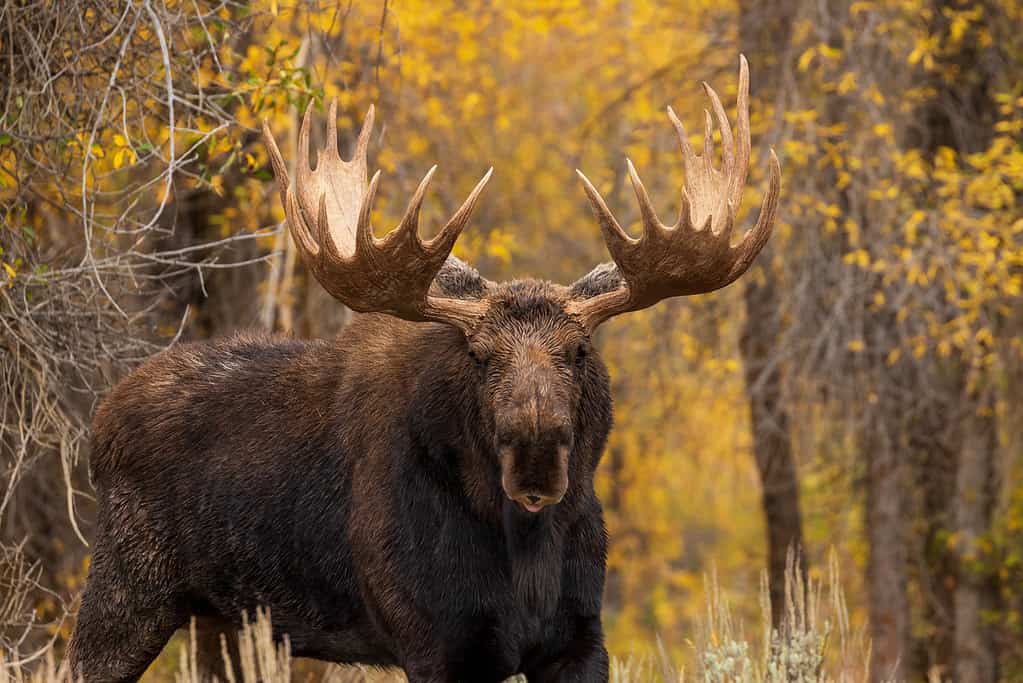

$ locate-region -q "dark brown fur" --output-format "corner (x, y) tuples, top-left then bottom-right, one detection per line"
(69, 274), (616, 683)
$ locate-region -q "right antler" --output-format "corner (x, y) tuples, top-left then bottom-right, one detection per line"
(262, 100), (493, 333)
(567, 56), (780, 330)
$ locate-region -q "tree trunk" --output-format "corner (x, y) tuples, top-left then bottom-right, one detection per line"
(740, 280), (806, 626)
(865, 414), (910, 682)
(953, 387), (999, 683)
(910, 406), (957, 676)
(907, 5), (1004, 676)
(738, 0), (806, 628)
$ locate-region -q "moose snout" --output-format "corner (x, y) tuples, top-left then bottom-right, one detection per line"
(498, 440), (571, 513)
(493, 358), (574, 513)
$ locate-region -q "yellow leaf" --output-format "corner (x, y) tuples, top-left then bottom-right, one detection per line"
(797, 47), (816, 72)
(837, 71), (858, 95)
(2, 262), (15, 279)
(850, 1), (874, 16)
(819, 44), (842, 61)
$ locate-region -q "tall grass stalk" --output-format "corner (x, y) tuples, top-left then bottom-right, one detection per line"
(1, 552), (884, 682)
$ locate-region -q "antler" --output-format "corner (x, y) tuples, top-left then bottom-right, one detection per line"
(262, 100), (493, 333)
(567, 55), (781, 330)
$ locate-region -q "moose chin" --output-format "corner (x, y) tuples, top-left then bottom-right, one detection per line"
(69, 56), (780, 683)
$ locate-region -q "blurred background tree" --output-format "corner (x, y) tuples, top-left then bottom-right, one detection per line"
(1, 0), (1020, 680)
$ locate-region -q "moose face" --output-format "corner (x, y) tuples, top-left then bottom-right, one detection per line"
(468, 283), (592, 513)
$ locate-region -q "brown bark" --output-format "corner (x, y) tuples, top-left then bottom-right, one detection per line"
(953, 388), (999, 683)
(865, 413), (910, 682)
(738, 0), (807, 628)
(910, 406), (957, 676)
(740, 279), (806, 627)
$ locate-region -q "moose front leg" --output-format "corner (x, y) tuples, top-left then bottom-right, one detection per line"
(524, 503), (610, 682)
(402, 660), (452, 683)
(524, 614), (609, 682)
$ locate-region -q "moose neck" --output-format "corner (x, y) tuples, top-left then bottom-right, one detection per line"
(389, 320), (497, 515)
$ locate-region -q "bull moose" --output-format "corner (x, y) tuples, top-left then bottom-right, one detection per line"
(69, 56), (779, 682)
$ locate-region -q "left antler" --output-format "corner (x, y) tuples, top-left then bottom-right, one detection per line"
(567, 55), (781, 330)
(262, 100), (493, 333)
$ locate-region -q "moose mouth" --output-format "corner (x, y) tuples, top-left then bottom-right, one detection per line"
(509, 492), (563, 513)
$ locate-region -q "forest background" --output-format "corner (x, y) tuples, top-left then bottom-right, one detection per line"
(1, 1), (1021, 681)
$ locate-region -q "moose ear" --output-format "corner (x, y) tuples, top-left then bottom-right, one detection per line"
(431, 255), (493, 300)
(569, 262), (625, 300)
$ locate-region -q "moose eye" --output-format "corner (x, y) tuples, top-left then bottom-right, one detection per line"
(468, 348), (489, 373)
(573, 345), (587, 369)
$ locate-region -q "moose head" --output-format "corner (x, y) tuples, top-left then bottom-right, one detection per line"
(262, 56), (779, 514)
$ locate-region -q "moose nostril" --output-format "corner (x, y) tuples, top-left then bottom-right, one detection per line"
(526, 494), (541, 505)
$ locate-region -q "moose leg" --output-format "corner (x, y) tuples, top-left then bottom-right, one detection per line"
(524, 508), (609, 682)
(402, 661), (452, 683)
(522, 617), (609, 683)
(69, 589), (183, 683)
(68, 547), (185, 683)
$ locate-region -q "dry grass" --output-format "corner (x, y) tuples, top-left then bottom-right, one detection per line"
(1, 555), (880, 683)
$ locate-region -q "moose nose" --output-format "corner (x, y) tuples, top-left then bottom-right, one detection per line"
(514, 492), (559, 513)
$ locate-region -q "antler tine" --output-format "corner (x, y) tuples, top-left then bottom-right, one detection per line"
(667, 106), (699, 191)
(324, 97), (339, 160)
(427, 167), (494, 254)
(731, 54), (752, 211)
(702, 81), (734, 172)
(355, 104), (375, 160)
(297, 101), (313, 178)
(263, 117), (322, 258)
(285, 176), (320, 257)
(729, 149), (781, 279)
(383, 165), (437, 250)
(702, 109), (715, 174)
(567, 55), (781, 331)
(625, 159), (666, 240)
(261, 121), (290, 209)
(354, 169), (383, 256)
(575, 169), (636, 262)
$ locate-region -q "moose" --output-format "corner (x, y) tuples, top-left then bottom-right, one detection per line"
(69, 56), (779, 682)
